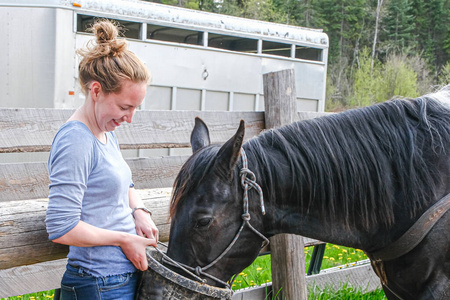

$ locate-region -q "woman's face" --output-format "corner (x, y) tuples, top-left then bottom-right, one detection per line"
(92, 80), (147, 133)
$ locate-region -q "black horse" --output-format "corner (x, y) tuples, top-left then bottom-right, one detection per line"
(166, 89), (450, 299)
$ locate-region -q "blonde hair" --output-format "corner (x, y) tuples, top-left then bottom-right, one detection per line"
(77, 20), (151, 95)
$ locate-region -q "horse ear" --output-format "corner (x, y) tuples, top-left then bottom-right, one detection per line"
(191, 117), (211, 153)
(214, 120), (245, 181)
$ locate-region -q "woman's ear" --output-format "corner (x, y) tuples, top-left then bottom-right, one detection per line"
(90, 81), (102, 101)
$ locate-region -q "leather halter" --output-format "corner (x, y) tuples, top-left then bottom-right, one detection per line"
(156, 148), (269, 288)
(366, 193), (450, 297)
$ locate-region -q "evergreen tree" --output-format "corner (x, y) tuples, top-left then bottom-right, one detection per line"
(379, 0), (416, 59)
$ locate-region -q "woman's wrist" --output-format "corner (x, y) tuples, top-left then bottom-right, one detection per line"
(131, 207), (152, 218)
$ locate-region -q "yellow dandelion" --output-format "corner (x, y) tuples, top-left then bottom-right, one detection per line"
(347, 258), (352, 260)
(342, 249), (348, 253)
(338, 253), (343, 256)
(239, 272), (245, 276)
(323, 256), (329, 259)
(256, 267), (262, 271)
(332, 245), (340, 249)
(329, 257), (335, 261)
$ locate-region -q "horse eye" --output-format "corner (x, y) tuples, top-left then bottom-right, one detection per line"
(195, 218), (212, 228)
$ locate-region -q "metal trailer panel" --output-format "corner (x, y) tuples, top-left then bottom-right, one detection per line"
(0, 6), (57, 108)
(75, 35), (325, 112)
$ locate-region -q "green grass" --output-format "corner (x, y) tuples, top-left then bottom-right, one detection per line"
(1, 290), (56, 300)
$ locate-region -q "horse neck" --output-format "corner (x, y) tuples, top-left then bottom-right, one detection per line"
(242, 131), (389, 250)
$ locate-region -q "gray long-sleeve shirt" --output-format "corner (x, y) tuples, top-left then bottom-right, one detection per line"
(46, 121), (137, 277)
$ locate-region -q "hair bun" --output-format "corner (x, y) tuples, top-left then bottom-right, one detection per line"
(77, 19), (150, 94)
(91, 20), (126, 56)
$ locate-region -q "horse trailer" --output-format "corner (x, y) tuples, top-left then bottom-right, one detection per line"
(0, 0), (328, 112)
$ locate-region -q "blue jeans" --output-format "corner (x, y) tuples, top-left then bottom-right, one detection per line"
(60, 264), (139, 300)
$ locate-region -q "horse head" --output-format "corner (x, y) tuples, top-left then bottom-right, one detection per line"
(166, 118), (266, 287)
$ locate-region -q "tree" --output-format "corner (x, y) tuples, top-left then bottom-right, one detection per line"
(371, 0), (384, 72)
(379, 0), (416, 58)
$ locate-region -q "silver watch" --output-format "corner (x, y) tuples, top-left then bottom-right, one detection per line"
(131, 207), (152, 218)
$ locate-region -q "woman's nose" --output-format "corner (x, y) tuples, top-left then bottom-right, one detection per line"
(123, 109), (136, 123)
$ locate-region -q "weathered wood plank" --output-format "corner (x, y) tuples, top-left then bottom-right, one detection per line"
(0, 156), (189, 202)
(0, 109), (73, 153)
(126, 156), (189, 191)
(307, 260), (381, 292)
(0, 258), (67, 298)
(0, 109), (264, 153)
(0, 189), (172, 269)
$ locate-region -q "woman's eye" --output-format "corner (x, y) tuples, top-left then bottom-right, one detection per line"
(195, 218), (212, 228)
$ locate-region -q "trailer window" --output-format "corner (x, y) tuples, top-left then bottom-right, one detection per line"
(262, 41), (291, 58)
(295, 46), (323, 62)
(147, 25), (203, 45)
(208, 33), (258, 53)
(77, 14), (141, 39)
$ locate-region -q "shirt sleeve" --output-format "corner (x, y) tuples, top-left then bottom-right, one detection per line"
(45, 126), (95, 240)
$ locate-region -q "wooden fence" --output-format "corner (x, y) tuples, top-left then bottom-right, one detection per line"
(0, 70), (380, 299)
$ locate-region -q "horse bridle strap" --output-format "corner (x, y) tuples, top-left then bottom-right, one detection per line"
(368, 192), (450, 262)
(157, 148), (269, 289)
(366, 192), (450, 296)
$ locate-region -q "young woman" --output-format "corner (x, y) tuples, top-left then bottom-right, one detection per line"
(45, 20), (158, 300)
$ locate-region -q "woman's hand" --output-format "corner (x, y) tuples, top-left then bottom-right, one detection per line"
(52, 220), (157, 271)
(134, 209), (159, 241)
(119, 232), (157, 271)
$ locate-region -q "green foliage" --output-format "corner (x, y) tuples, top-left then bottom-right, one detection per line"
(382, 54), (419, 99)
(350, 48), (419, 107)
(379, 0), (416, 58)
(438, 62), (450, 86)
(1, 290), (56, 300)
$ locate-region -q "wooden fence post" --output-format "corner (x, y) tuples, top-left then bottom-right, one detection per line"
(263, 69), (307, 300)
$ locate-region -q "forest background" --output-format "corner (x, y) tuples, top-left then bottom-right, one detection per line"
(145, 0), (450, 111)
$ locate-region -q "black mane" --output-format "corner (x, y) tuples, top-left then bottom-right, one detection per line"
(245, 96), (450, 229)
(171, 93), (450, 230)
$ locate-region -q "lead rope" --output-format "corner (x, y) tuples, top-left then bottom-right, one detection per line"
(157, 147), (269, 289)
